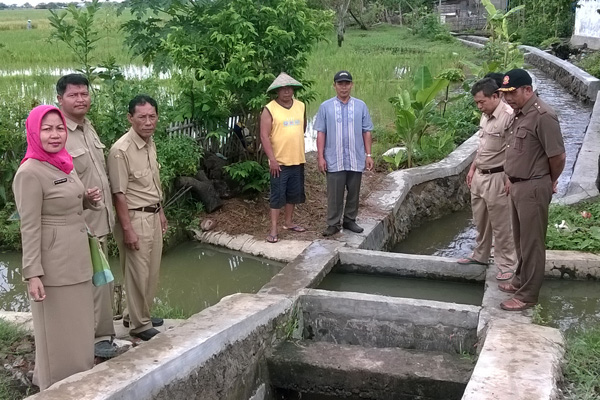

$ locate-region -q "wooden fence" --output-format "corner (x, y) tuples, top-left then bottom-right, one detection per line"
(166, 115), (256, 161)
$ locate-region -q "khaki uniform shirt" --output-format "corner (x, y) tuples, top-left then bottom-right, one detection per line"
(107, 128), (162, 209)
(504, 95), (565, 179)
(65, 117), (114, 237)
(475, 100), (513, 170)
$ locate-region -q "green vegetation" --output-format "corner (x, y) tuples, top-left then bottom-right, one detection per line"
(563, 326), (600, 400)
(507, 0), (577, 47)
(546, 201), (600, 253)
(576, 52), (600, 80)
(152, 294), (189, 319)
(0, 319), (27, 348)
(531, 304), (552, 326)
(0, 319), (32, 400)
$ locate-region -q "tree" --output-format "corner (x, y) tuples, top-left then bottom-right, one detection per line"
(122, 0), (332, 159)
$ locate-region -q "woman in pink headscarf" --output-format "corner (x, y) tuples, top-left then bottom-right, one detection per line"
(12, 105), (103, 390)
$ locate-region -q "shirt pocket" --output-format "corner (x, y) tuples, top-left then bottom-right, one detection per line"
(132, 168), (152, 187)
(483, 132), (503, 152)
(513, 127), (531, 153)
(70, 147), (90, 175)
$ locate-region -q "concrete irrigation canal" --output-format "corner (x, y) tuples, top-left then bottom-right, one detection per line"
(4, 40), (600, 400)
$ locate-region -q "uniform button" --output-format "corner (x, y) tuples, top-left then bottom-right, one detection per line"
(515, 117), (518, 119)
(507, 145), (510, 147)
(77, 211), (82, 215)
(70, 179), (75, 182)
(80, 228), (86, 233)
(78, 194), (82, 199)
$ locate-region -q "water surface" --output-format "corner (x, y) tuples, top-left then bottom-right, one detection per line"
(0, 241), (282, 316)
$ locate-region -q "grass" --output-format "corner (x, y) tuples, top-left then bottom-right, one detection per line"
(305, 25), (481, 137)
(563, 326), (600, 399)
(0, 318), (28, 348)
(0, 318), (31, 400)
(546, 200), (600, 253)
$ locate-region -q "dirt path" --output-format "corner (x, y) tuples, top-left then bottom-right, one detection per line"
(203, 152), (388, 241)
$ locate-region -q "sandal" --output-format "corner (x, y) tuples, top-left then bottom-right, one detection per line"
(498, 283), (518, 294)
(457, 257), (488, 266)
(283, 225), (306, 233)
(496, 269), (515, 281)
(266, 234), (278, 243)
(500, 298), (536, 311)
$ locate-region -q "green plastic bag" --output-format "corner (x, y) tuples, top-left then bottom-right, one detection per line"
(89, 236), (114, 287)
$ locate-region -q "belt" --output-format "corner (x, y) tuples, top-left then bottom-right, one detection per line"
(130, 204), (160, 213)
(508, 175), (544, 184)
(478, 166), (504, 174)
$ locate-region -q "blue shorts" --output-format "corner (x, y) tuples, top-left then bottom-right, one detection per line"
(270, 164), (306, 209)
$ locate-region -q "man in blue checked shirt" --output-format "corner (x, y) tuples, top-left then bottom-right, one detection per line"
(315, 70), (374, 237)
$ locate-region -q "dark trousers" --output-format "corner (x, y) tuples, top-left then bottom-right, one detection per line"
(326, 171), (362, 228)
(509, 175), (553, 303)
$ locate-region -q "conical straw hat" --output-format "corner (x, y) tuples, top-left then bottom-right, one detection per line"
(267, 72), (303, 92)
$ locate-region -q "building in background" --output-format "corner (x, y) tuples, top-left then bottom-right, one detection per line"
(571, 0), (600, 50)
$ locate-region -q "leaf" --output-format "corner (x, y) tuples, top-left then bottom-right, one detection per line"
(415, 79), (449, 105)
(413, 66), (433, 93)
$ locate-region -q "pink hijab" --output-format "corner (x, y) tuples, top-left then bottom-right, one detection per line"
(21, 105), (73, 175)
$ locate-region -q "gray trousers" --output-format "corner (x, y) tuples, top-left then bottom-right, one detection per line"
(326, 171), (362, 228)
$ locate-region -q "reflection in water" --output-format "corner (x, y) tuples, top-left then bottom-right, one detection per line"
(0, 242), (282, 316)
(538, 280), (600, 333)
(318, 272), (484, 306)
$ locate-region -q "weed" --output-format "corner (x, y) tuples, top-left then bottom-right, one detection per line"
(0, 318), (28, 348)
(546, 200), (600, 252)
(277, 303), (302, 341)
(152, 293), (188, 320)
(563, 326), (600, 399)
(531, 304), (552, 326)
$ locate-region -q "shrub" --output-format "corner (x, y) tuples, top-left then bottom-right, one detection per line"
(224, 160), (270, 193)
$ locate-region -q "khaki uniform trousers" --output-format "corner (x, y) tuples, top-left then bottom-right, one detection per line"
(114, 210), (162, 334)
(94, 237), (115, 342)
(509, 175), (553, 303)
(31, 281), (94, 390)
(470, 171), (516, 272)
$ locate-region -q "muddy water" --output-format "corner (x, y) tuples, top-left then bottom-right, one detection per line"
(318, 272), (484, 306)
(0, 241), (282, 316)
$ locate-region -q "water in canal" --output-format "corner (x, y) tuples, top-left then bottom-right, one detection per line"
(0, 241), (282, 317)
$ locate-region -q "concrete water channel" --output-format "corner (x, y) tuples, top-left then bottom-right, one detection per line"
(9, 42), (600, 399)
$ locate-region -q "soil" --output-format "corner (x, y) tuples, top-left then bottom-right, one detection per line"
(201, 152), (388, 241)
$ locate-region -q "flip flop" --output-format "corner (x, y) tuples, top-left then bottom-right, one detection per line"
(266, 234), (278, 243)
(283, 225), (306, 233)
(457, 257), (488, 266)
(496, 269), (515, 281)
(498, 283), (518, 294)
(500, 298), (536, 311)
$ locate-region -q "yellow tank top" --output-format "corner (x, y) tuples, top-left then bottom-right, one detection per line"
(265, 99), (306, 165)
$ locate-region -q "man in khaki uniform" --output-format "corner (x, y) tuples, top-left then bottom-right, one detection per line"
(107, 95), (167, 341)
(458, 78), (517, 281)
(58, 74), (119, 358)
(497, 69), (566, 311)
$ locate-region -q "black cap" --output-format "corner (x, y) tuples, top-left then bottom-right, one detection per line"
(498, 69), (532, 92)
(333, 70), (353, 82)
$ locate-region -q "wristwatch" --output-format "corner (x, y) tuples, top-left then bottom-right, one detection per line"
(366, 154), (372, 157)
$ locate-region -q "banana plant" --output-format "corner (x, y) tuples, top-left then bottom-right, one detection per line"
(389, 66), (449, 168)
(480, 0), (525, 70)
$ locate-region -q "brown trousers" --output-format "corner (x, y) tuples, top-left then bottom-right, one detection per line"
(94, 236), (115, 342)
(509, 175), (553, 303)
(470, 171), (516, 272)
(114, 211), (162, 334)
(32, 281), (94, 390)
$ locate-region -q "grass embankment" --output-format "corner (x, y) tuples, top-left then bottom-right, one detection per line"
(0, 318), (36, 400)
(546, 201), (600, 253)
(563, 326), (600, 400)
(306, 24), (480, 136)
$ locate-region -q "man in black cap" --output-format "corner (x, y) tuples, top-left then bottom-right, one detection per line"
(496, 68), (566, 311)
(314, 70), (374, 236)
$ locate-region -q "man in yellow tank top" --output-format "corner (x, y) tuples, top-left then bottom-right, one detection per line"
(260, 73), (307, 243)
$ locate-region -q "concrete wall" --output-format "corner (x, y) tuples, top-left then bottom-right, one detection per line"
(572, 0), (600, 50)
(299, 289), (480, 354)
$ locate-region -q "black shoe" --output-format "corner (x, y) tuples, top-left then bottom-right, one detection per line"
(322, 226), (340, 237)
(131, 328), (160, 341)
(123, 317), (164, 328)
(343, 221), (364, 233)
(94, 340), (119, 358)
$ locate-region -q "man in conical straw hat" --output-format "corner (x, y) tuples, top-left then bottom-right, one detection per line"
(260, 72), (307, 243)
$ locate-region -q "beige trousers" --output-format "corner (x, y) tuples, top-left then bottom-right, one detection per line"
(31, 281), (94, 390)
(470, 171), (517, 272)
(94, 236), (115, 342)
(114, 211), (162, 334)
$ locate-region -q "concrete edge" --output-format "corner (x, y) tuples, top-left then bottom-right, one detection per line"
(337, 247), (487, 281)
(298, 288), (480, 330)
(463, 319), (564, 400)
(26, 293), (293, 400)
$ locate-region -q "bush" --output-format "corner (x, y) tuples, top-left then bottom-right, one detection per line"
(576, 52), (600, 79)
(154, 134), (203, 195)
(546, 201), (600, 252)
(410, 12), (453, 42)
(224, 160), (270, 193)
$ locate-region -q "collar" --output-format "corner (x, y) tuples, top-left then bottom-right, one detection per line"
(518, 94), (538, 115)
(488, 100), (505, 120)
(128, 128), (151, 150)
(65, 116), (89, 132)
(335, 96), (352, 105)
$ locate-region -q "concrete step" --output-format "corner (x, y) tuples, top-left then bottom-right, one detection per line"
(267, 341), (474, 400)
